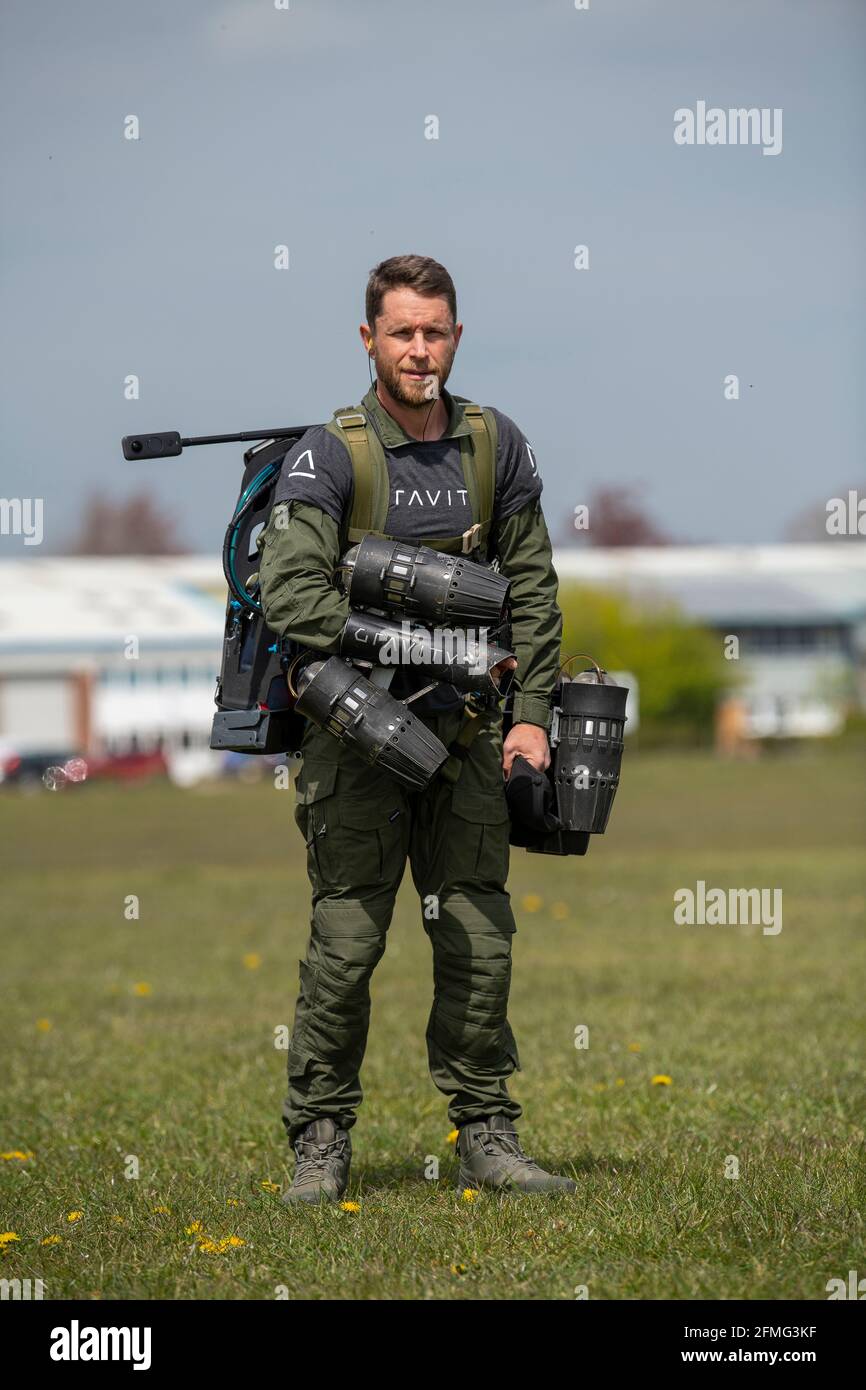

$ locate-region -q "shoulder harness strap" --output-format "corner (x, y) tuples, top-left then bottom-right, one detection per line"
(325, 407), (380, 549)
(327, 399), (498, 555)
(418, 399), (498, 553)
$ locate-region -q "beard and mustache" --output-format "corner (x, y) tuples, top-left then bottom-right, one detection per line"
(374, 348), (455, 411)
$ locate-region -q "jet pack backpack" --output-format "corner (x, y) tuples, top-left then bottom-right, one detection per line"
(121, 417), (507, 762)
(120, 418), (626, 851)
(210, 434), (308, 755)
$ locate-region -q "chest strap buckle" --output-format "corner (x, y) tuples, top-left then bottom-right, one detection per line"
(461, 522), (481, 554)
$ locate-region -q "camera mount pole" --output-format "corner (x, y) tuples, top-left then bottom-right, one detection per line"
(121, 427), (316, 461)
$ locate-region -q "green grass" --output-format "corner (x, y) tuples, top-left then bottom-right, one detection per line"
(1, 748), (864, 1299)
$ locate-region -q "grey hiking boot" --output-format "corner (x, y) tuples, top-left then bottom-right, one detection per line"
(455, 1114), (577, 1195)
(282, 1118), (352, 1205)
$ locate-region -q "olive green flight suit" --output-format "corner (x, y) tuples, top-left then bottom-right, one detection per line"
(257, 391), (562, 1144)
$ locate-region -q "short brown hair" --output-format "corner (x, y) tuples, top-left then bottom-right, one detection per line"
(365, 254), (457, 330)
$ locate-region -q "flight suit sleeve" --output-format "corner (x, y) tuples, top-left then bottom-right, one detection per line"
(492, 498), (563, 731)
(256, 499), (350, 650)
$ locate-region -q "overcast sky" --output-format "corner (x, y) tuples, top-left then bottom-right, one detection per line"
(2, 0), (864, 553)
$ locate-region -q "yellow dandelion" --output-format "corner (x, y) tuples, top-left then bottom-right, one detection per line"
(242, 953), (262, 970)
(151, 1206), (170, 1215)
(197, 1238), (220, 1254)
(36, 1019), (52, 1032)
(226, 1198), (239, 1207)
(132, 982), (151, 996)
(227, 1235), (245, 1246)
(651, 1074), (673, 1086)
(627, 1042), (641, 1053)
(41, 1235), (62, 1246)
(339, 1201), (360, 1213)
(446, 1129), (459, 1145)
(260, 1180), (280, 1194)
(520, 894), (544, 913)
(0, 1233), (20, 1245)
(111, 1215), (125, 1225)
(66, 1211), (83, 1223)
(184, 1220), (203, 1234)
(615, 1078), (625, 1087)
(450, 1262), (467, 1274)
(550, 901), (570, 920)
(0, 1150), (34, 1161)
(461, 1188), (477, 1203)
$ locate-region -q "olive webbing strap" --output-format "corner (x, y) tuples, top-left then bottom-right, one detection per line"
(330, 400), (497, 553)
(326, 408), (380, 549)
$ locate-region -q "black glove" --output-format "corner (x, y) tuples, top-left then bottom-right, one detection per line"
(505, 754), (563, 847)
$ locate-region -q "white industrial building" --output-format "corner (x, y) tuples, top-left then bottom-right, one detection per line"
(555, 543), (866, 738)
(0, 557), (226, 757)
(0, 544), (864, 758)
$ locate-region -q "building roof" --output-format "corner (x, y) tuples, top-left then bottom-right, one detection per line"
(0, 558), (226, 654)
(551, 544), (866, 625)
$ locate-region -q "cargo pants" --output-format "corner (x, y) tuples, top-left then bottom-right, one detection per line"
(282, 704), (522, 1145)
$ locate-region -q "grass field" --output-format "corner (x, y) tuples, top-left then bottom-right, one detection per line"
(1, 746), (864, 1300)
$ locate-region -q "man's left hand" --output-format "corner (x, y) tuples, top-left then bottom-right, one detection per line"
(503, 722), (550, 778)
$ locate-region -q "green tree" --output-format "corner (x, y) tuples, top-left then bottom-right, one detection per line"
(557, 583), (736, 745)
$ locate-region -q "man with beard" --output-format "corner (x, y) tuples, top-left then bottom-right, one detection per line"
(257, 253), (575, 1202)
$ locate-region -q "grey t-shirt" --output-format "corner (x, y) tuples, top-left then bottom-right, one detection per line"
(273, 403), (542, 535)
(273, 396), (543, 713)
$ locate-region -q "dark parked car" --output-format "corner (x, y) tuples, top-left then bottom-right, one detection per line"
(0, 746), (167, 790)
(0, 748), (85, 791)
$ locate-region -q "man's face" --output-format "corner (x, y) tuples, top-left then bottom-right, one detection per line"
(363, 286), (462, 407)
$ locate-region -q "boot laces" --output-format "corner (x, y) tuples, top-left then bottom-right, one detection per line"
(476, 1127), (542, 1171)
(294, 1135), (347, 1182)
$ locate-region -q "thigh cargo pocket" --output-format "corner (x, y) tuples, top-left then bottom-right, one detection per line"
(293, 761), (338, 880)
(449, 787), (511, 884)
(295, 761), (406, 887)
(337, 796), (405, 884)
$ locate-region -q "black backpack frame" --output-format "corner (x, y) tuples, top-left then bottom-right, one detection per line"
(211, 434), (311, 755)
